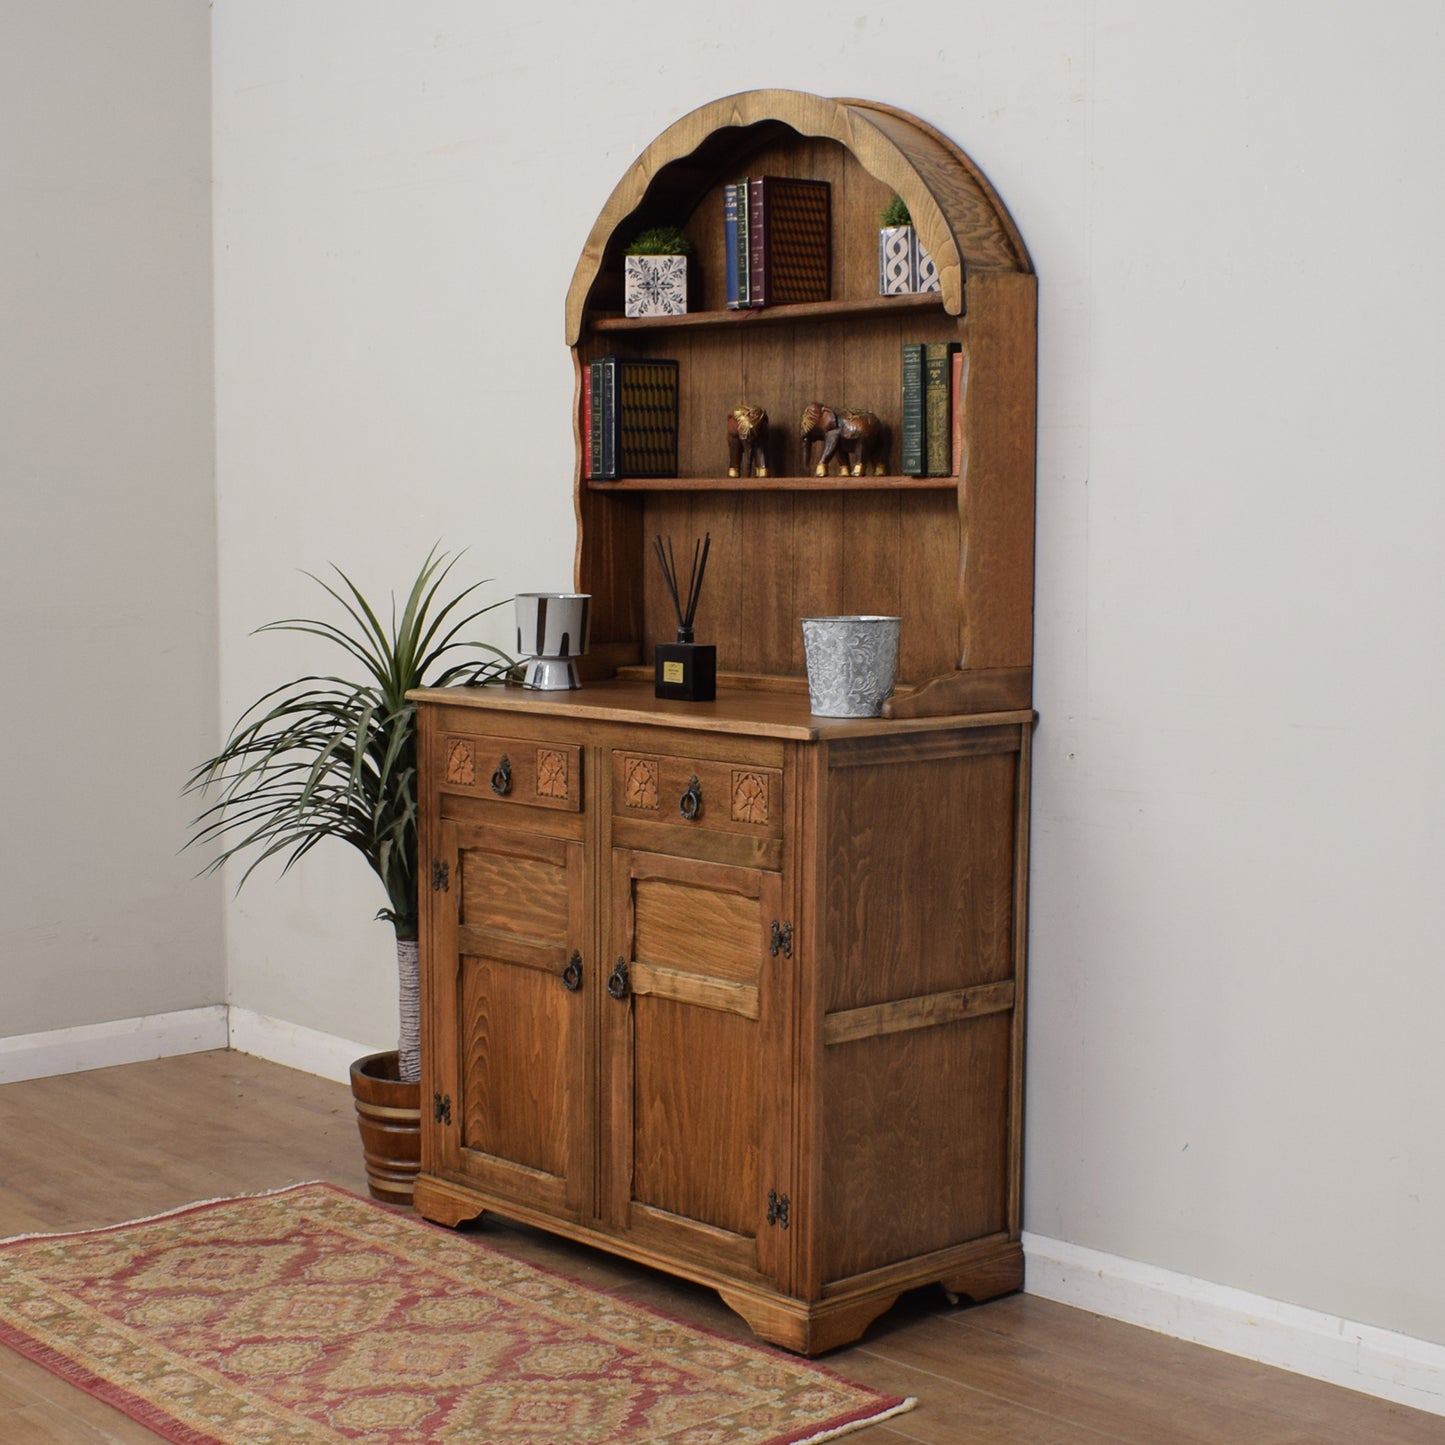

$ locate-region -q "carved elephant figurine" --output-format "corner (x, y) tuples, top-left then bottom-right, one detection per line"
(800, 403), (890, 477)
(727, 405), (769, 478)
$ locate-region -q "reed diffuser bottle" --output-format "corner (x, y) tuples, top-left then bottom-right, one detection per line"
(653, 533), (716, 701)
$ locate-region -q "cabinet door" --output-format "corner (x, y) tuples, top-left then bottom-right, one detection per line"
(430, 818), (590, 1221)
(603, 848), (792, 1287)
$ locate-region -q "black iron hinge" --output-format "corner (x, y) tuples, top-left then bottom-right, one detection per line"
(769, 920), (793, 959)
(433, 1092), (452, 1125)
(767, 1189), (790, 1229)
(431, 859), (450, 892)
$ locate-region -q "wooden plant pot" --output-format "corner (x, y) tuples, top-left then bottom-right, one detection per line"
(350, 1049), (420, 1205)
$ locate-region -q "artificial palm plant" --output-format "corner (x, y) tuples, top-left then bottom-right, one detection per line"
(187, 548), (513, 1083)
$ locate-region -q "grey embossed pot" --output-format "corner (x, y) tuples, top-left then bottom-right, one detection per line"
(801, 615), (901, 717)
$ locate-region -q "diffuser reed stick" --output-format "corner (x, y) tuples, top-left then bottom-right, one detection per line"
(653, 532), (710, 643)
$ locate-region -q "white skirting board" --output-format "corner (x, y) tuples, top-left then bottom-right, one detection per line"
(224, 1006), (383, 1086)
(1024, 1231), (1445, 1418)
(0, 1005), (381, 1088)
(0, 1006), (229, 1084)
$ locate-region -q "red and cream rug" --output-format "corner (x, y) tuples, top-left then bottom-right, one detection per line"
(0, 1182), (914, 1443)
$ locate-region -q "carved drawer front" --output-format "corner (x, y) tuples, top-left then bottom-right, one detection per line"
(611, 751), (782, 841)
(441, 732), (583, 813)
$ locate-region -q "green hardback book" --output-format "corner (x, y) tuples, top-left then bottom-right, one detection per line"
(900, 342), (926, 476)
(924, 341), (961, 477)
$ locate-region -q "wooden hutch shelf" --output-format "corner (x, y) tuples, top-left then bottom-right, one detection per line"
(589, 290), (947, 333)
(586, 473), (956, 493)
(413, 89), (1038, 1355)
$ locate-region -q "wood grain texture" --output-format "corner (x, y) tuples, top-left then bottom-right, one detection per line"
(821, 1015), (1012, 1281)
(4, 1054), (1440, 1443)
(443, 818), (588, 1220)
(612, 848), (782, 1262)
(822, 743), (1020, 1012)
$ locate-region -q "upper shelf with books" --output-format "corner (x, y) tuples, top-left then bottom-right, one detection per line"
(566, 92), (1031, 346)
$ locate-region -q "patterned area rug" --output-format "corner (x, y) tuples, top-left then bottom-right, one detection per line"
(0, 1182), (913, 1444)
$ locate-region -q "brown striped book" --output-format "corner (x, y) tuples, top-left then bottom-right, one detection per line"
(747, 176), (831, 306)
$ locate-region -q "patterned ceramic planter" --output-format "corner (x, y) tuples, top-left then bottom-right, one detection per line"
(625, 254), (689, 317)
(516, 592), (591, 689)
(801, 615), (901, 717)
(878, 226), (941, 295)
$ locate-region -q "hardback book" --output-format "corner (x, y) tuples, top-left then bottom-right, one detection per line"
(734, 177), (751, 307)
(747, 176), (831, 307)
(900, 342), (926, 476)
(587, 359), (605, 479)
(592, 356), (679, 480)
(924, 341), (961, 477)
(723, 182), (742, 309)
(598, 355), (615, 473)
(581, 360), (593, 480)
(951, 347), (967, 477)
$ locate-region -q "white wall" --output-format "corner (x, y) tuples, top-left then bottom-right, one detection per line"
(0, 1), (221, 1035)
(201, 0), (1441, 1356)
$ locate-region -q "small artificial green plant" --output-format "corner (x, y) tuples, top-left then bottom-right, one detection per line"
(880, 194), (912, 228)
(624, 225), (696, 256)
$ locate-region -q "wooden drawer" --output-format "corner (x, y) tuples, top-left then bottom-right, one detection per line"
(438, 730), (583, 813)
(611, 749), (783, 841)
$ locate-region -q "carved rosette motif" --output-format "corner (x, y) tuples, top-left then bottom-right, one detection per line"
(731, 771), (770, 826)
(624, 757), (659, 810)
(536, 748), (569, 801)
(445, 739), (476, 787)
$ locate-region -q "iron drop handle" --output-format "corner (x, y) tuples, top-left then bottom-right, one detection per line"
(679, 776), (702, 821)
(491, 754), (512, 795)
(562, 951), (583, 992)
(607, 958), (630, 1000)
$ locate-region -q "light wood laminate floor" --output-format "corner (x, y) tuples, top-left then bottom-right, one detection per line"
(0, 1052), (1439, 1443)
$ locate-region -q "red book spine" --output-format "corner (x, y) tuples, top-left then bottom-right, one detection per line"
(951, 348), (966, 477)
(747, 177), (766, 307)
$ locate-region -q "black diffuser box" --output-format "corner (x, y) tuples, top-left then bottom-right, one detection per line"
(654, 641), (716, 701)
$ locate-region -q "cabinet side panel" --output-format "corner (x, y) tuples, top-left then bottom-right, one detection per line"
(959, 270), (1037, 673)
(821, 1014), (1011, 1281)
(823, 745), (1019, 1012)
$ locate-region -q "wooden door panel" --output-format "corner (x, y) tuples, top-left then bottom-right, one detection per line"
(459, 843), (570, 938)
(633, 996), (759, 1237)
(633, 876), (761, 985)
(443, 821), (589, 1220)
(459, 956), (571, 1180)
(605, 848), (789, 1286)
